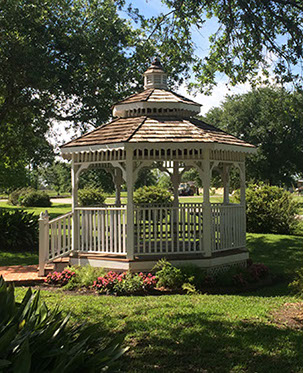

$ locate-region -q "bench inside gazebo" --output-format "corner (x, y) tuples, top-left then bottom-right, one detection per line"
(38, 58), (256, 275)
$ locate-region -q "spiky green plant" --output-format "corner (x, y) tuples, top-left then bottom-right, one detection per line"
(0, 276), (127, 372)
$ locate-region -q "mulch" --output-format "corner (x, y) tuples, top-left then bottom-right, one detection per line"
(271, 302), (303, 330)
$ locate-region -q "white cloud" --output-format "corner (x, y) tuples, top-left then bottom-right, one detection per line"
(177, 81), (251, 115)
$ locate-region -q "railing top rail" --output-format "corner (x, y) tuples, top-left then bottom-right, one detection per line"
(49, 211), (73, 224)
(75, 206), (127, 211)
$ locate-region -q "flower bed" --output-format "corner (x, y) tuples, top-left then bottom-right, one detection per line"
(44, 260), (272, 295)
(45, 268), (76, 286)
(92, 271), (158, 295)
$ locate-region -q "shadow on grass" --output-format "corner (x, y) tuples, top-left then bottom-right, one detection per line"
(247, 233), (303, 277)
(0, 250), (38, 266)
(111, 311), (302, 373)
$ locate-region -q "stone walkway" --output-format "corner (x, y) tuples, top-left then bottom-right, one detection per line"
(0, 265), (47, 285)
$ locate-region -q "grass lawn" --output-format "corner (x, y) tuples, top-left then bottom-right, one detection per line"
(14, 284), (301, 373)
(1, 197), (302, 371)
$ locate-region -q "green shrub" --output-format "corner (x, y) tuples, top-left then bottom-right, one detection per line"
(0, 209), (38, 251)
(216, 263), (269, 288)
(8, 187), (34, 206)
(133, 186), (172, 205)
(288, 269), (303, 296)
(0, 276), (126, 372)
(63, 265), (107, 290)
(179, 264), (208, 289)
(78, 188), (106, 206)
(236, 183), (298, 234)
(8, 188), (51, 207)
(154, 259), (184, 289)
(21, 190), (52, 207)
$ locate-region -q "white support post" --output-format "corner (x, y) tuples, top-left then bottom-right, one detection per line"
(126, 148), (134, 259)
(38, 210), (49, 276)
(223, 164), (230, 205)
(71, 159), (79, 252)
(202, 150), (212, 257)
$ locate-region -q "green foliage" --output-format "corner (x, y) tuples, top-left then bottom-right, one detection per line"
(135, 167), (158, 190)
(182, 168), (202, 188)
(78, 188), (106, 206)
(20, 191), (51, 207)
(0, 276), (126, 372)
(154, 259), (184, 289)
(157, 173), (172, 190)
(42, 162), (71, 195)
(204, 87), (303, 186)
(9, 188), (51, 207)
(215, 263), (269, 288)
(63, 265), (107, 290)
(0, 209), (38, 251)
(139, 0), (302, 91)
(178, 264), (209, 290)
(237, 183), (298, 234)
(288, 269), (303, 296)
(9, 188), (34, 206)
(134, 186), (172, 205)
(79, 169), (115, 194)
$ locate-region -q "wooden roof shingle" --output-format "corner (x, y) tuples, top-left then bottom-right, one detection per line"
(114, 89), (200, 106)
(61, 116), (254, 149)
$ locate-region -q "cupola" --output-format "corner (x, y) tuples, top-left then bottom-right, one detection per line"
(143, 57), (168, 89)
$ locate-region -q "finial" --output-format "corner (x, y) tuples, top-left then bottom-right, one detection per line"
(151, 56), (162, 67)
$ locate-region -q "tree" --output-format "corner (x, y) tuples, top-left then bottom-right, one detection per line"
(203, 87), (303, 186)
(1, 0), (302, 191)
(42, 162), (71, 194)
(0, 0), (141, 190)
(79, 169), (115, 194)
(135, 167), (158, 190)
(136, 0), (302, 92)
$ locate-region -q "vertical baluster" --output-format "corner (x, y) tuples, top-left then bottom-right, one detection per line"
(114, 209), (117, 253)
(58, 220), (62, 254)
(118, 209), (121, 253)
(110, 210), (113, 253)
(123, 208), (126, 254)
(160, 207), (163, 253)
(101, 210), (105, 252)
(105, 209), (109, 253)
(165, 208), (169, 253)
(148, 208), (152, 254)
(153, 207), (157, 253)
(182, 206), (185, 253)
(136, 208), (140, 254)
(68, 215), (71, 250)
(97, 211), (101, 252)
(171, 207), (174, 253)
(143, 208), (146, 253)
(93, 211), (96, 251)
(63, 217), (66, 253)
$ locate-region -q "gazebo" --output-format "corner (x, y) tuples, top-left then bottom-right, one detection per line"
(38, 58), (256, 275)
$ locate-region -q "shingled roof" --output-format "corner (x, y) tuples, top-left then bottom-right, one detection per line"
(61, 116), (254, 149)
(114, 89), (200, 107)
